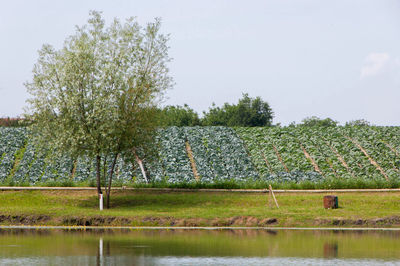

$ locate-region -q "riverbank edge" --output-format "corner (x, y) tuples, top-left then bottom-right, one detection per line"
(1, 225), (400, 231)
(1, 214), (400, 228)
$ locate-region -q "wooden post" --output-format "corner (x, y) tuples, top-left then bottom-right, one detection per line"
(269, 185), (279, 208)
(135, 153), (148, 183)
(268, 187), (272, 208)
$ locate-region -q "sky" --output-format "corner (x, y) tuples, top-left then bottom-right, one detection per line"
(0, 0), (399, 125)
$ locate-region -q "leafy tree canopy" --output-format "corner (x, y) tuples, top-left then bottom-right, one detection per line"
(158, 104), (200, 126)
(345, 119), (371, 127)
(25, 11), (172, 207)
(201, 93), (273, 127)
(299, 116), (338, 127)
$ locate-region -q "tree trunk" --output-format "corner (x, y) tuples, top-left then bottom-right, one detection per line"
(96, 154), (102, 195)
(106, 153), (119, 209)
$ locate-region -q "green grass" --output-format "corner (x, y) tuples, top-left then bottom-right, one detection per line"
(129, 178), (400, 189)
(1, 177), (399, 189)
(0, 190), (399, 227)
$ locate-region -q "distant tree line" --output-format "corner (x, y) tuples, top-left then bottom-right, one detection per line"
(158, 94), (373, 127)
(0, 117), (29, 127)
(1, 95), (372, 128)
(0, 114), (372, 128)
(292, 117), (372, 127)
(158, 93), (274, 127)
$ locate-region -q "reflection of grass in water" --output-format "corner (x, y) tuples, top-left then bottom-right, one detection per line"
(0, 229), (399, 259)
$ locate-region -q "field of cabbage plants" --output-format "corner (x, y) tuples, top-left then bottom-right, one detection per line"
(0, 127), (259, 185)
(236, 126), (400, 183)
(0, 126), (399, 186)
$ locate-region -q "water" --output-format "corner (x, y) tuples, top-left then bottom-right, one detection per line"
(0, 228), (399, 265)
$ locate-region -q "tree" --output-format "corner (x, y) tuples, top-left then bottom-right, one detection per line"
(300, 116), (338, 127)
(201, 93), (273, 127)
(158, 104), (201, 126)
(345, 119), (371, 127)
(0, 117), (29, 127)
(25, 11), (172, 208)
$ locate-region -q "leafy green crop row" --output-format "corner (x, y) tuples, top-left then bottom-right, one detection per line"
(0, 127), (259, 184)
(235, 126), (400, 182)
(1, 126), (399, 185)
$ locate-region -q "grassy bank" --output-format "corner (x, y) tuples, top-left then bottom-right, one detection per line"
(0, 190), (399, 227)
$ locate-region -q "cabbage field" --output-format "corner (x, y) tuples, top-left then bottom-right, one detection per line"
(236, 126), (400, 183)
(0, 126), (399, 185)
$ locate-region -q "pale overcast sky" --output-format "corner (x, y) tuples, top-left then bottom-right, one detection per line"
(1, 0), (399, 125)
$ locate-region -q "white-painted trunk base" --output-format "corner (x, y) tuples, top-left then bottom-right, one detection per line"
(99, 193), (103, 211)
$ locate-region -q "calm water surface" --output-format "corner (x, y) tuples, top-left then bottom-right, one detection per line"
(0, 228), (399, 265)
